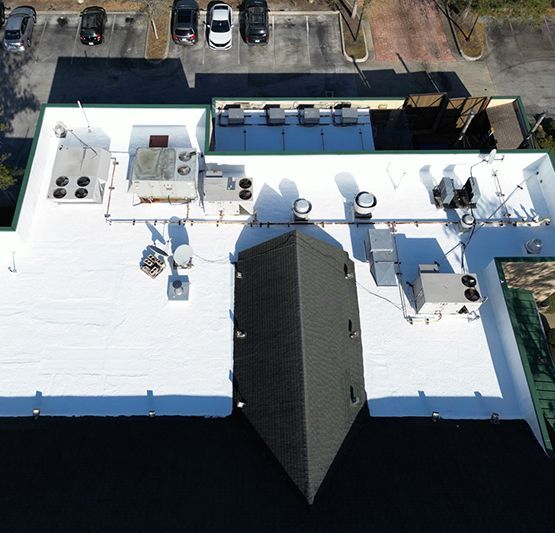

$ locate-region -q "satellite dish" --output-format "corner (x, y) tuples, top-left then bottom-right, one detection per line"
(148, 244), (168, 257)
(173, 244), (193, 268)
(487, 149), (497, 165)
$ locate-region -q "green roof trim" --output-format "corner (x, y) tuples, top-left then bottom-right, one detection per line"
(496, 257), (555, 456)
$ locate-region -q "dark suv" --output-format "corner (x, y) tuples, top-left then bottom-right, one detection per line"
(172, 0), (198, 45)
(79, 6), (107, 45)
(244, 0), (269, 45)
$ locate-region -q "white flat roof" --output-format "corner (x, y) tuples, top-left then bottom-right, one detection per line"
(1, 105), (555, 418)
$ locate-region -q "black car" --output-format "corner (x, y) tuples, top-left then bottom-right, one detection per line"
(79, 6), (107, 46)
(244, 0), (269, 45)
(172, 0), (198, 45)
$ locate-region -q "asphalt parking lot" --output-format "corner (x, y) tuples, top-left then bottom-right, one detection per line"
(30, 13), (148, 63)
(485, 17), (555, 116)
(168, 12), (344, 74)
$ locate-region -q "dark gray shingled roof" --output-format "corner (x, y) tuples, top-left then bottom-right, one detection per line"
(233, 230), (367, 503)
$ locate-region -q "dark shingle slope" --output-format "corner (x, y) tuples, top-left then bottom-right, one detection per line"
(233, 230), (366, 503)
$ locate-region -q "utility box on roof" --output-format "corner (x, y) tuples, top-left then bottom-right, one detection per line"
(340, 107), (358, 125)
(365, 229), (397, 286)
(267, 107), (286, 126)
(300, 107), (320, 125)
(227, 108), (244, 125)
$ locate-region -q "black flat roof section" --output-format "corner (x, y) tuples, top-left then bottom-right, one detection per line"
(233, 230), (366, 503)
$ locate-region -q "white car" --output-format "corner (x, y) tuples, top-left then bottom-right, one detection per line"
(207, 3), (233, 50)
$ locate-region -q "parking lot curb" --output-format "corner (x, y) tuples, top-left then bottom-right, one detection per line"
(271, 11), (340, 16)
(339, 14), (369, 64)
(444, 6), (484, 62)
(35, 11), (138, 15)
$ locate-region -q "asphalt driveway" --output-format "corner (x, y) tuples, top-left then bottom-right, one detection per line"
(485, 17), (555, 115)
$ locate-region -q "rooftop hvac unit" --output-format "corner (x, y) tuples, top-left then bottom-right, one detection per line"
(220, 107), (245, 126)
(130, 148), (198, 202)
(299, 107), (320, 126)
(47, 147), (111, 204)
(433, 176), (481, 209)
(202, 165), (254, 215)
(339, 107), (358, 125)
(412, 268), (484, 315)
(266, 107), (286, 126)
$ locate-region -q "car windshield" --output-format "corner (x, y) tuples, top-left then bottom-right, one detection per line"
(175, 28), (193, 36)
(5, 29), (20, 39)
(211, 18), (229, 32)
(82, 13), (98, 29)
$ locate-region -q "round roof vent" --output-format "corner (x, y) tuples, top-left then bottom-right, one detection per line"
(177, 165), (191, 175)
(56, 176), (69, 187)
(53, 188), (67, 199)
(355, 191), (377, 209)
(77, 176), (91, 187)
(178, 152), (193, 162)
(239, 189), (252, 200)
(75, 188), (89, 199)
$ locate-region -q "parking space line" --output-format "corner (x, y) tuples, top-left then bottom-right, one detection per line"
(106, 15), (117, 59)
(306, 15), (311, 66)
(34, 22), (48, 63)
(71, 20), (81, 63)
(237, 22), (241, 65)
(272, 15), (275, 66)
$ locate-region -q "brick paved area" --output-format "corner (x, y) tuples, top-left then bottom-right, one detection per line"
(370, 0), (455, 62)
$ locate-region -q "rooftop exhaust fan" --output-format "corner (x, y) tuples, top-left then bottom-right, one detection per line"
(292, 198), (312, 221)
(353, 191), (377, 218)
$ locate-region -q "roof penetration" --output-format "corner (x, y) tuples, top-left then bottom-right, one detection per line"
(233, 231), (367, 503)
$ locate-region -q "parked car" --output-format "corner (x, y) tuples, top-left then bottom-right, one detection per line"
(3, 6), (36, 52)
(243, 0), (269, 45)
(207, 3), (233, 50)
(172, 0), (198, 45)
(79, 6), (107, 46)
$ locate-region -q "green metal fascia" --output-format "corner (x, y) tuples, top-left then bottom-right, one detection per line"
(495, 257), (555, 456)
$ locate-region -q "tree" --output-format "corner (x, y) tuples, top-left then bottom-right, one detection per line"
(0, 154), (17, 191)
(0, 109), (18, 191)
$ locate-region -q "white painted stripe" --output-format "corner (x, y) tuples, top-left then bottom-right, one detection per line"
(306, 15), (311, 66)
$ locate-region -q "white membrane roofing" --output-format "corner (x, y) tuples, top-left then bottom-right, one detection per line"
(1, 106), (554, 418)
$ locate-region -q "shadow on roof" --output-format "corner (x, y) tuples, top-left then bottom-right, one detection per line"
(0, 414), (553, 531)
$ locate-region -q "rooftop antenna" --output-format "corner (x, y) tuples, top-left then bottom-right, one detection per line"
(77, 100), (92, 133)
